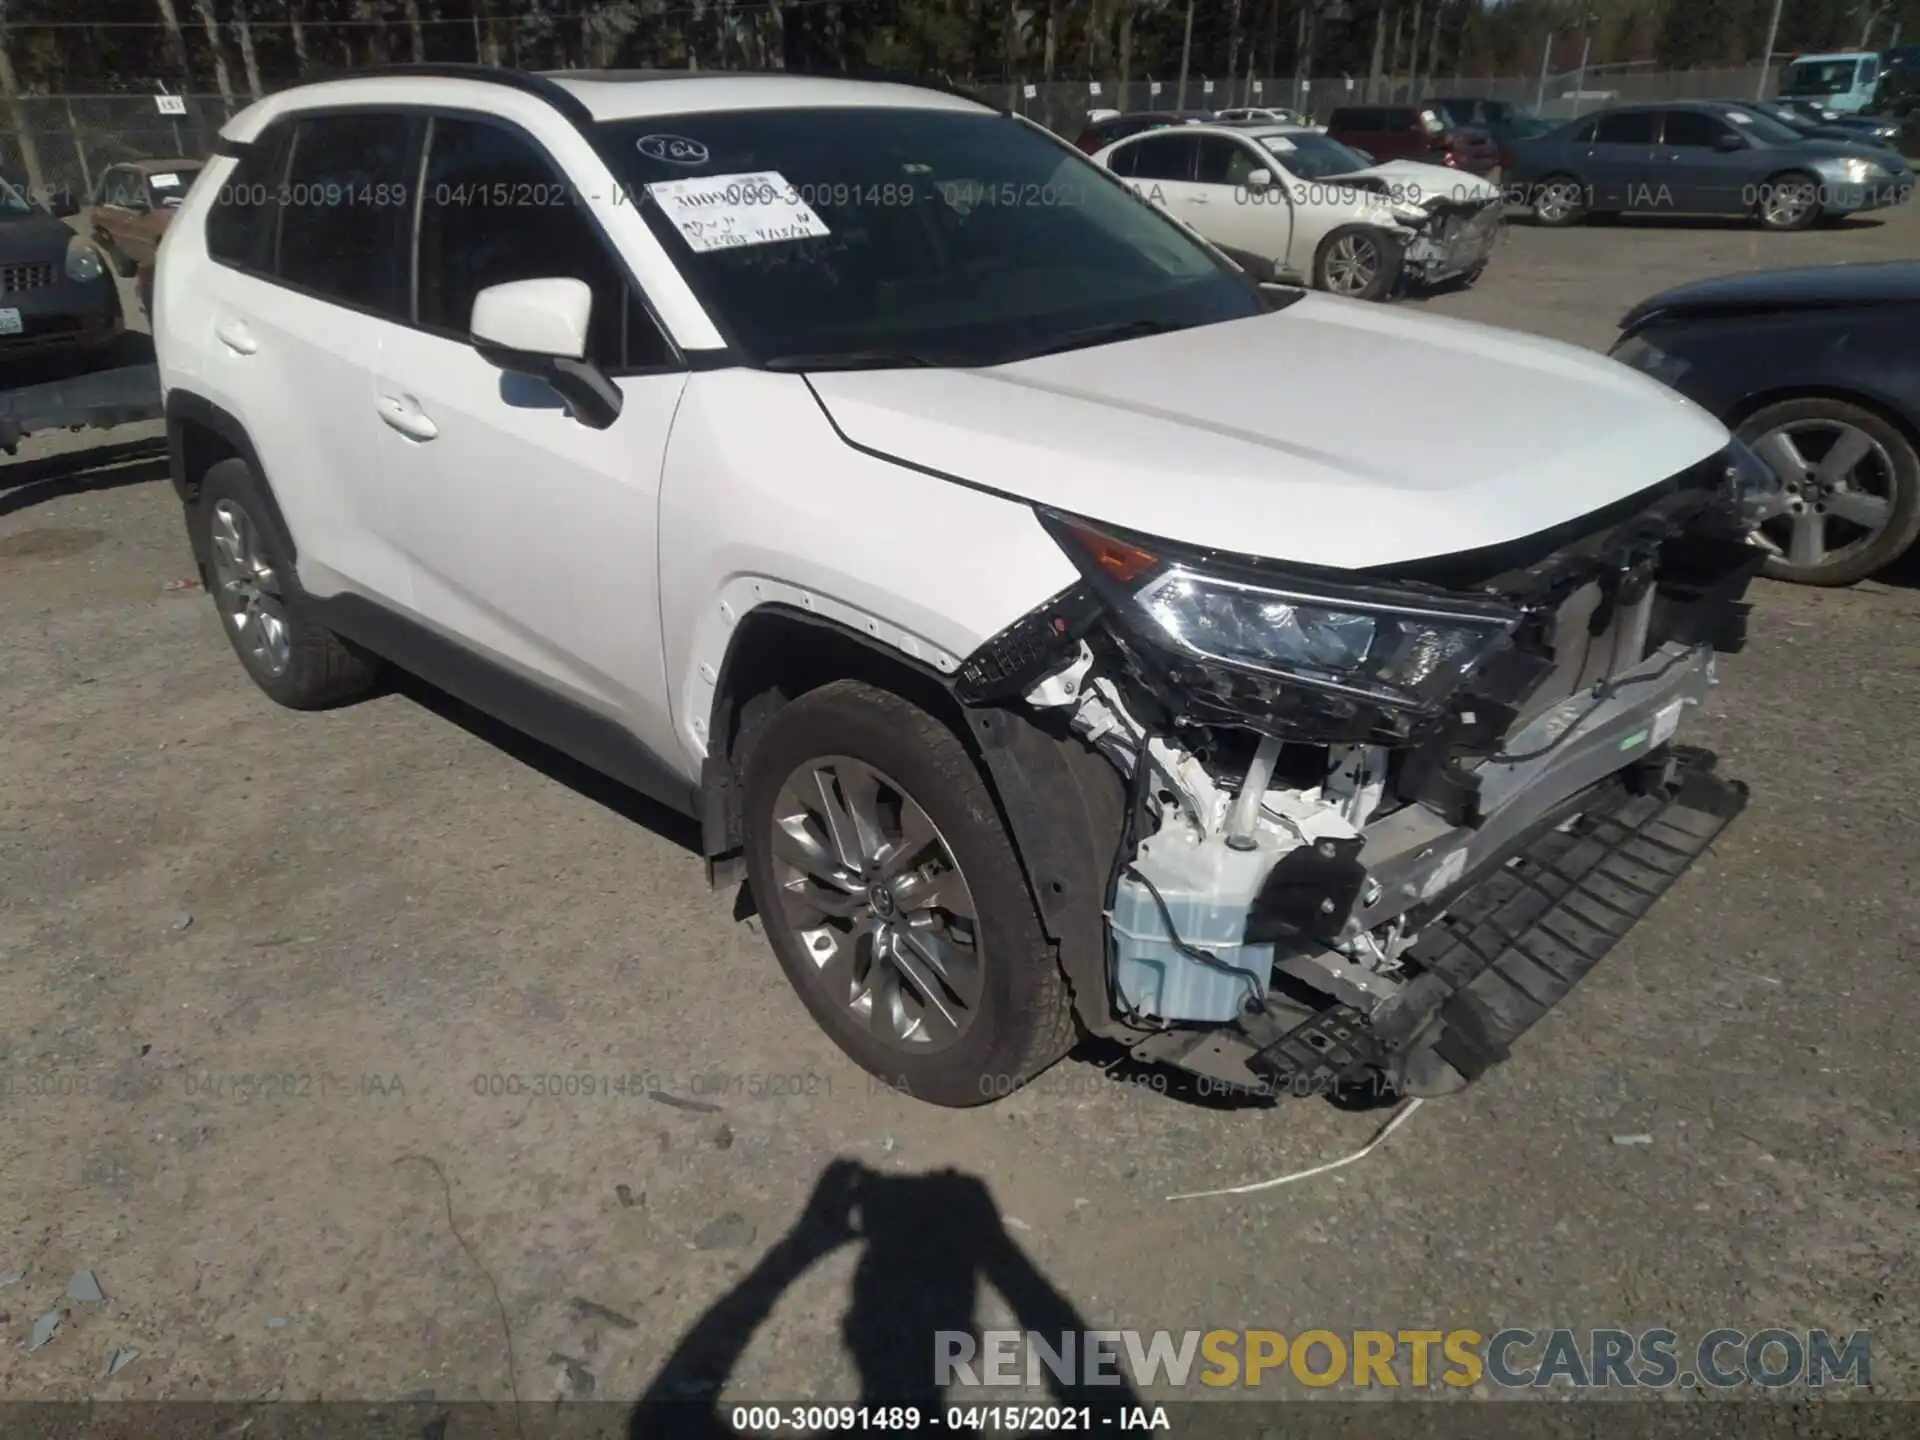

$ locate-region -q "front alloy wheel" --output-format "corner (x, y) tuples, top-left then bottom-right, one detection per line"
(769, 755), (984, 1053)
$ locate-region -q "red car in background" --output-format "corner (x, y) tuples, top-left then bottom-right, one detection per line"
(1325, 103), (1500, 176)
(1073, 110), (1214, 154)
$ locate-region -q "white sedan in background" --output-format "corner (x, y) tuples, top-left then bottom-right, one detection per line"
(1092, 123), (1505, 301)
(1215, 105), (1325, 131)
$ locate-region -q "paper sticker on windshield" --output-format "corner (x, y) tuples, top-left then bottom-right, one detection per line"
(1263, 136), (1298, 153)
(646, 171), (830, 254)
(150, 172), (182, 188)
(1726, 110), (1754, 124)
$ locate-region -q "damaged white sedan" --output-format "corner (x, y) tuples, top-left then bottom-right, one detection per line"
(1095, 122), (1505, 300)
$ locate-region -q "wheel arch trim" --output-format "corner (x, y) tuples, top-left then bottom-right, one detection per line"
(165, 388), (299, 567)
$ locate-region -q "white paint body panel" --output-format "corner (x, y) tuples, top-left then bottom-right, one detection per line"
(807, 298), (1729, 570)
(159, 72), (1731, 796)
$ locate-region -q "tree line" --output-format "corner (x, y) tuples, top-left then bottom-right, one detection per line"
(0, 0), (1913, 104)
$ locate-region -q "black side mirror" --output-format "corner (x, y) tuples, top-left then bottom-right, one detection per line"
(1713, 132), (1746, 152)
(48, 188), (79, 218)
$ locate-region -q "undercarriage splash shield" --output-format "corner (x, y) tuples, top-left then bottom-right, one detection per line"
(1247, 748), (1748, 1093)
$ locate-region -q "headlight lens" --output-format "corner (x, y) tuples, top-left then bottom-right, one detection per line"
(1839, 157), (1882, 182)
(1052, 518), (1519, 712)
(64, 237), (105, 283)
(1610, 333), (1691, 386)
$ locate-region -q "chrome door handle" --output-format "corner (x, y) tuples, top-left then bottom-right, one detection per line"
(377, 394), (439, 442)
(214, 320), (257, 355)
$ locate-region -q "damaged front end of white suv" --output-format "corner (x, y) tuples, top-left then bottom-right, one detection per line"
(953, 445), (1779, 1098)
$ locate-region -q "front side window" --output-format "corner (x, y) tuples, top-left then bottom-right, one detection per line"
(1195, 135), (1265, 186)
(415, 115), (669, 370)
(0, 177), (30, 215)
(1661, 110), (1730, 148)
(1125, 132), (1200, 180)
(1594, 111), (1659, 145)
(276, 111), (413, 317)
(596, 107), (1261, 368)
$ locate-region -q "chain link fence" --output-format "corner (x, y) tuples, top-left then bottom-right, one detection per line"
(1, 63), (1786, 196)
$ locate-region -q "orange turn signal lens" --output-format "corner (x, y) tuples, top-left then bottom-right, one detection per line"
(1067, 522), (1159, 585)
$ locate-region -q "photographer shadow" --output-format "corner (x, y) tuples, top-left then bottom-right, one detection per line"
(628, 1159), (1140, 1439)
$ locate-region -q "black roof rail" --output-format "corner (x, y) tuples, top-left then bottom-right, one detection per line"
(296, 62), (595, 127)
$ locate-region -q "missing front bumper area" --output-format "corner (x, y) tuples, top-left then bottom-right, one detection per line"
(1132, 746), (1747, 1096)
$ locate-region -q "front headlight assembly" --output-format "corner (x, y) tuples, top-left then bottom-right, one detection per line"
(1610, 333), (1691, 386)
(1046, 515), (1520, 719)
(64, 237), (106, 283)
(1719, 437), (1786, 529)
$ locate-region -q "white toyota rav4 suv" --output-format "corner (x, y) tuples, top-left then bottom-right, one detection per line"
(155, 66), (1779, 1108)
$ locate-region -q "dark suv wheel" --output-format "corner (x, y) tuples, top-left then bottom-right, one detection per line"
(740, 680), (1077, 1106)
(192, 457), (381, 708)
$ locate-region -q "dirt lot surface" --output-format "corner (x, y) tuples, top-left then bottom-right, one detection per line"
(3, 207), (1918, 1422)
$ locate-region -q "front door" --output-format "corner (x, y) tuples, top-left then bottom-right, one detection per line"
(1655, 109), (1751, 214)
(1191, 133), (1294, 264)
(372, 111), (686, 753)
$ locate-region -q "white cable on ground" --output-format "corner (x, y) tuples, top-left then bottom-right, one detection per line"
(1165, 1097), (1426, 1202)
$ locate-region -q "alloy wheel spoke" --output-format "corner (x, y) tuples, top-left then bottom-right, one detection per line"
(877, 799), (939, 881)
(783, 875), (861, 921)
(808, 768), (868, 873)
(1753, 429), (1812, 485)
(1814, 427), (1875, 487)
(835, 764), (891, 870)
(1788, 508), (1828, 566)
(1826, 487), (1891, 529)
(897, 920), (981, 1008)
(885, 930), (962, 1037)
(771, 813), (846, 888)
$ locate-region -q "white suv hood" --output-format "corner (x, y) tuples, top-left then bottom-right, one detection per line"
(807, 296), (1729, 571)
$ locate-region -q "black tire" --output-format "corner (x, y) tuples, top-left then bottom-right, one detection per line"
(1735, 399), (1920, 585)
(1755, 170), (1821, 231)
(1313, 225), (1403, 302)
(1529, 172), (1588, 226)
(191, 457), (381, 708)
(741, 680), (1076, 1107)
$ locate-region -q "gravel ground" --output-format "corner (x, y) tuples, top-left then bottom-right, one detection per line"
(2, 206), (1917, 1423)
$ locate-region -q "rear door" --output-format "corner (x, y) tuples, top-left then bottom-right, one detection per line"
(1587, 109), (1661, 209)
(372, 111), (686, 738)
(200, 109), (419, 607)
(1656, 109), (1749, 213)
(1112, 131), (1204, 222)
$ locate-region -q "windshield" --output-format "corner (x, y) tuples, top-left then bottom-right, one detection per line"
(598, 108), (1264, 368)
(1255, 130), (1376, 179)
(1720, 106), (1807, 144)
(1783, 59), (1859, 95)
(0, 177), (32, 215)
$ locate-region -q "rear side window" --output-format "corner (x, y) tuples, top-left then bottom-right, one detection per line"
(1126, 132), (1199, 181)
(414, 115), (671, 372)
(1385, 108), (1419, 130)
(276, 111), (414, 318)
(205, 124), (292, 272)
(1594, 111), (1659, 144)
(1328, 108), (1367, 130)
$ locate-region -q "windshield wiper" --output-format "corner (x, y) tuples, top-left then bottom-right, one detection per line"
(760, 349), (947, 372)
(999, 316), (1197, 363)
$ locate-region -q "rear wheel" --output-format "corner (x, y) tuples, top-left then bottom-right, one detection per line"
(1737, 398), (1920, 585)
(1530, 173), (1588, 226)
(1755, 170), (1821, 231)
(192, 458), (381, 707)
(1313, 225), (1403, 302)
(741, 681), (1076, 1107)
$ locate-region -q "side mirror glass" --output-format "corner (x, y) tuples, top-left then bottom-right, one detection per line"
(470, 277), (622, 430)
